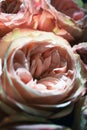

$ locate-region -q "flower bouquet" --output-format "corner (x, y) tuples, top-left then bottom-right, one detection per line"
(0, 0), (87, 130)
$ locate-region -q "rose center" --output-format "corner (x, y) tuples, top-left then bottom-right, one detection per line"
(13, 43), (73, 83)
(0, 0), (22, 14)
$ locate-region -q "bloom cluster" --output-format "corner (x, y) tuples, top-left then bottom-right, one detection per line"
(0, 0), (87, 129)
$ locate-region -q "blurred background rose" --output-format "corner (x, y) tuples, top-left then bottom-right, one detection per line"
(0, 0), (32, 37)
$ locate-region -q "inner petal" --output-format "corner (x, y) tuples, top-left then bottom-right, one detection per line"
(13, 50), (29, 70)
(12, 42), (74, 91)
(16, 68), (32, 84)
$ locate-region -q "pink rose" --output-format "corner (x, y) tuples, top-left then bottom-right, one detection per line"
(0, 29), (86, 118)
(51, 0), (85, 21)
(0, 0), (83, 44)
(0, 0), (31, 37)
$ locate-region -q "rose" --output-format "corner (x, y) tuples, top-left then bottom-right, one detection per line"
(0, 29), (86, 118)
(0, 0), (83, 44)
(73, 43), (87, 70)
(49, 0), (87, 43)
(0, 0), (86, 45)
(73, 42), (87, 89)
(32, 0), (83, 43)
(50, 0), (85, 21)
(0, 0), (31, 37)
